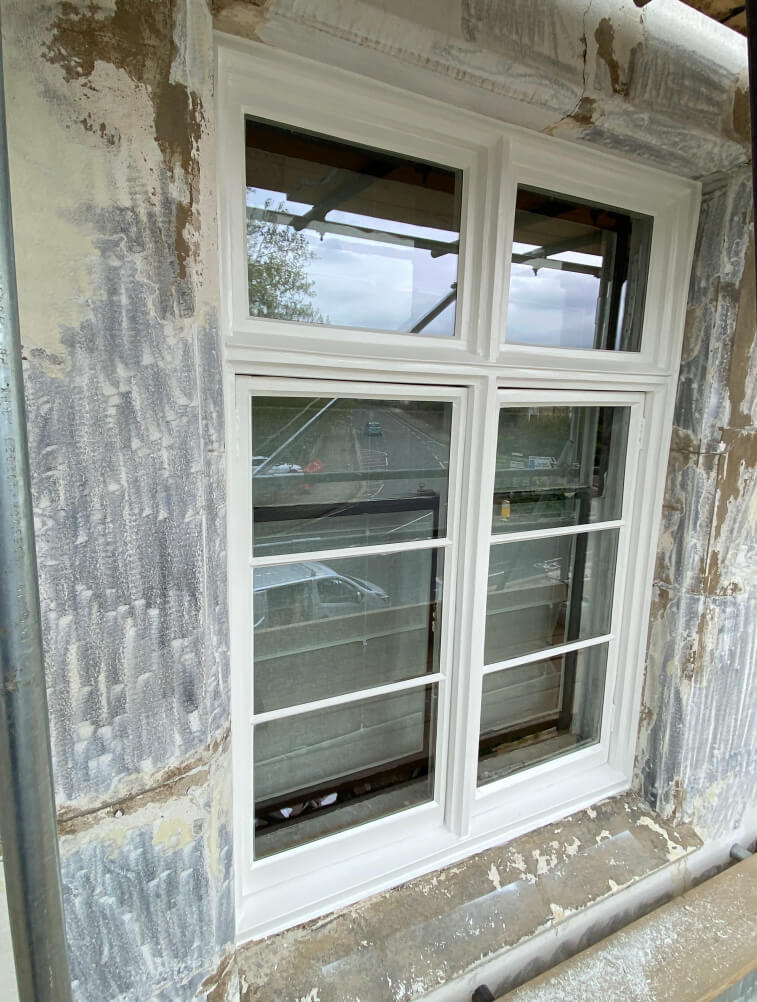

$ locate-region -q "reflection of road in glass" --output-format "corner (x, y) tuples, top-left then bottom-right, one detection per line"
(356, 448), (388, 500)
(252, 399), (452, 553)
(350, 405), (449, 537)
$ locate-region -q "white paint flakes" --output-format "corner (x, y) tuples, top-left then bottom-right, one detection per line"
(608, 877), (633, 894)
(596, 829), (612, 844)
(487, 863), (502, 890)
(509, 851), (527, 873)
(420, 874), (439, 895)
(532, 848), (557, 876)
(296, 990), (320, 1002)
(637, 815), (687, 859)
(549, 903), (565, 922)
(563, 836), (581, 857)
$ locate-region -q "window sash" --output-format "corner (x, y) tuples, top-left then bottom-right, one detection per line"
(232, 377), (467, 877)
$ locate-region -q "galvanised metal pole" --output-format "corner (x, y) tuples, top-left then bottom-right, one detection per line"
(748, 0), (757, 296)
(0, 9), (74, 1002)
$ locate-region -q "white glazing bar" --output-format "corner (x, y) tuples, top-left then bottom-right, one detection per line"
(251, 672), (443, 725)
(480, 633), (613, 677)
(488, 519), (623, 546)
(249, 535), (449, 568)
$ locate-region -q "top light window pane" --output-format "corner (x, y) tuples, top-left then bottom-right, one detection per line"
(245, 119), (462, 336)
(506, 187), (652, 352)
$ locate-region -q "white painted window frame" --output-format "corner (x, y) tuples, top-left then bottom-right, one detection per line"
(217, 36), (700, 942)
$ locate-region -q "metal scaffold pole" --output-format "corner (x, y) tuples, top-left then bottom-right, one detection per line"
(0, 8), (74, 1002)
(748, 0), (757, 295)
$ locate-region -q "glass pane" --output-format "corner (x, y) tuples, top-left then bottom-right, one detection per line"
(253, 550), (443, 712)
(251, 396), (452, 555)
(492, 406), (629, 534)
(245, 118), (462, 336)
(254, 685), (437, 857)
(477, 645), (607, 785)
(484, 529), (618, 666)
(506, 187), (652, 352)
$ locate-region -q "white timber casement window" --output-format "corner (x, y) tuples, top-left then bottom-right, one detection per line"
(217, 38), (700, 940)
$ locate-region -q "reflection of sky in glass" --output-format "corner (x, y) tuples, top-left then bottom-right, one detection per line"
(247, 187), (458, 335)
(507, 241), (602, 350)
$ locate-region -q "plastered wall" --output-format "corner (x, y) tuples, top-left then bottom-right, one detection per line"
(2, 0), (755, 999)
(4, 1), (235, 998)
(638, 168), (757, 839)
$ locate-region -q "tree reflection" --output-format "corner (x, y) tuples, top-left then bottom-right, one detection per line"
(247, 199), (326, 323)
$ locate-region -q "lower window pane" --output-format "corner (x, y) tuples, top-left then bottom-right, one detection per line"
(253, 549), (443, 713)
(484, 529), (618, 666)
(254, 685), (437, 858)
(477, 644), (608, 786)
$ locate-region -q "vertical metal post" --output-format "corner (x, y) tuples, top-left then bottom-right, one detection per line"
(0, 10), (74, 1002)
(748, 0), (757, 296)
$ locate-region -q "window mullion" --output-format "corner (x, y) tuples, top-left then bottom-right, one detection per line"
(445, 374), (500, 838)
(479, 137), (511, 363)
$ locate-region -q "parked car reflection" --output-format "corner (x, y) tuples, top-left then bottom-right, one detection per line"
(253, 561), (389, 629)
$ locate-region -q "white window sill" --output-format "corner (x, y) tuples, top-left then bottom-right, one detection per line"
(237, 792), (701, 1001)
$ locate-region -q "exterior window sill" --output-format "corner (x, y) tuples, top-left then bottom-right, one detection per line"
(497, 852), (757, 1001)
(237, 793), (701, 1001)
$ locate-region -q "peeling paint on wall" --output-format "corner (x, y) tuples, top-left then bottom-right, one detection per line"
(5, 0), (232, 999)
(639, 167), (757, 838)
(43, 0), (204, 281)
(7, 0), (227, 809)
(213, 0), (749, 177)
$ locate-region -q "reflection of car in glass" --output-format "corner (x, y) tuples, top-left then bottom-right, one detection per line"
(254, 561), (389, 629)
(252, 456), (304, 476)
(252, 456), (305, 503)
(364, 420), (383, 436)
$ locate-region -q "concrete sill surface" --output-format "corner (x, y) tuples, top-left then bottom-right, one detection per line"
(496, 852), (757, 1002)
(238, 793), (701, 1002)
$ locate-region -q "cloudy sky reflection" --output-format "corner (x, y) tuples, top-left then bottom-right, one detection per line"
(247, 187), (615, 345)
(507, 242), (604, 350)
(247, 186), (459, 335)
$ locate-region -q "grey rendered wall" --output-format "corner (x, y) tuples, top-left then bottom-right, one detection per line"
(637, 167), (757, 840)
(2, 0), (756, 1000)
(4, 1), (235, 1000)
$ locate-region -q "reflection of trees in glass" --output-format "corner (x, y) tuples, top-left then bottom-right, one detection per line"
(247, 200), (326, 323)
